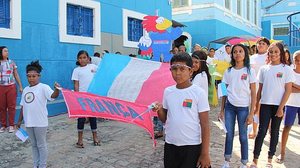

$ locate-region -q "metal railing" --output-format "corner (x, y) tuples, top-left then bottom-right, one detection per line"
(287, 11), (300, 46)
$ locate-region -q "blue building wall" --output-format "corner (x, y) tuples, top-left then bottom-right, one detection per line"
(0, 0), (171, 119)
(172, 0), (261, 48)
(261, 0), (300, 51)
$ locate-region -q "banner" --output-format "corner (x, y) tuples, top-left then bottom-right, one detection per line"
(61, 89), (155, 144)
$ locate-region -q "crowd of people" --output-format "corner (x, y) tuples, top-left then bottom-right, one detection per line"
(0, 37), (299, 168)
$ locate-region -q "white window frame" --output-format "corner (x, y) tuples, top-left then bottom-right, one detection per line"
(237, 0), (242, 16)
(0, 0), (21, 39)
(123, 9), (146, 48)
(224, 0), (231, 10)
(59, 0), (101, 45)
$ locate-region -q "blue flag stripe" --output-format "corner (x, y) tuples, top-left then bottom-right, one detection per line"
(88, 54), (131, 96)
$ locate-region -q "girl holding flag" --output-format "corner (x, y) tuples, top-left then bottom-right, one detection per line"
(71, 50), (100, 148)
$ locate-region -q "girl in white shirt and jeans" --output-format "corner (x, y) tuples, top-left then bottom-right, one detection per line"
(252, 42), (295, 168)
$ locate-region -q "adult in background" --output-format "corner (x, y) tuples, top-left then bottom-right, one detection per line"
(0, 46), (23, 133)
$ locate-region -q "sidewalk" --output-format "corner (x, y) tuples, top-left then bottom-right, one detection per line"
(0, 106), (299, 168)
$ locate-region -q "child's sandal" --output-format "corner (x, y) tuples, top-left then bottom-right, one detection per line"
(275, 155), (284, 164)
(75, 142), (84, 148)
(265, 163), (273, 168)
(93, 141), (101, 146)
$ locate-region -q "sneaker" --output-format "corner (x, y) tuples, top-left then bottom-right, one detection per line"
(8, 126), (15, 133)
(222, 161), (230, 168)
(0, 127), (6, 133)
(240, 164), (248, 168)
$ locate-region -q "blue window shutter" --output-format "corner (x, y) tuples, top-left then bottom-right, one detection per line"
(81, 7), (93, 37)
(128, 18), (133, 41)
(67, 4), (75, 35)
(0, 0), (10, 28)
(67, 4), (93, 37)
(128, 17), (142, 42)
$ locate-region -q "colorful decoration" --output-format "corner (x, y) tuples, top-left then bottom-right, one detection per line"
(138, 16), (183, 62)
(182, 99), (192, 108)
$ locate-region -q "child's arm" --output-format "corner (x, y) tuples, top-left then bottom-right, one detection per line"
(17, 106), (23, 128)
(292, 83), (300, 90)
(197, 111), (211, 168)
(218, 96), (227, 120)
(247, 83), (256, 124)
(276, 82), (293, 117)
(292, 86), (300, 93)
(51, 82), (60, 98)
(13, 67), (23, 92)
(74, 80), (79, 92)
(153, 103), (167, 123)
(255, 83), (263, 115)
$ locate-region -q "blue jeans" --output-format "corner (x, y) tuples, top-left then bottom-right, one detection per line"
(224, 101), (249, 165)
(153, 116), (163, 132)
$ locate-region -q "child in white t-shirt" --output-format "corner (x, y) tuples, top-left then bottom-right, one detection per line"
(252, 42), (295, 168)
(71, 50), (100, 148)
(191, 50), (211, 98)
(153, 53), (211, 168)
(17, 61), (60, 168)
(219, 44), (257, 168)
(275, 50), (300, 164)
(249, 37), (270, 139)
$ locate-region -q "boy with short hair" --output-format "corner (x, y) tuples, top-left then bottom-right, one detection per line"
(153, 52), (211, 168)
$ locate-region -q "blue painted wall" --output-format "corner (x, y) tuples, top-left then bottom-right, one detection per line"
(261, 0), (300, 47)
(0, 0), (171, 119)
(172, 0), (261, 47)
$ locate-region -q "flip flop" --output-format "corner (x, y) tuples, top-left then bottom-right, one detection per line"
(265, 163), (273, 168)
(250, 162), (258, 168)
(93, 141), (101, 146)
(275, 155), (284, 164)
(75, 142), (84, 148)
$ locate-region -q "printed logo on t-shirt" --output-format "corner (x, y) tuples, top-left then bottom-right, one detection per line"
(241, 74), (248, 80)
(25, 92), (35, 103)
(182, 99), (192, 108)
(276, 72), (283, 78)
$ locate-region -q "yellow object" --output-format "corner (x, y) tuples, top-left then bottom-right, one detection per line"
(212, 60), (231, 81)
(156, 18), (172, 30)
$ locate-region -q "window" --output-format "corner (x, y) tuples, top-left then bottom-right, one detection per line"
(173, 0), (189, 8)
(59, 0), (101, 45)
(67, 4), (93, 37)
(254, 0), (257, 25)
(0, 0), (10, 28)
(123, 9), (146, 48)
(237, 0), (241, 16)
(0, 0), (21, 39)
(274, 27), (289, 36)
(225, 0), (230, 10)
(246, 0), (250, 20)
(127, 17), (143, 42)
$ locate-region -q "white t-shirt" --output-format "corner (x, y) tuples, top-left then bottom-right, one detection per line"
(71, 64), (98, 92)
(20, 83), (54, 127)
(250, 53), (268, 76)
(222, 67), (256, 107)
(286, 70), (300, 107)
(91, 57), (101, 66)
(258, 64), (295, 105)
(192, 72), (208, 98)
(163, 84), (210, 146)
(206, 57), (215, 65)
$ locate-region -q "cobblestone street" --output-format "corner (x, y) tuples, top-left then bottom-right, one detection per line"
(0, 106), (299, 168)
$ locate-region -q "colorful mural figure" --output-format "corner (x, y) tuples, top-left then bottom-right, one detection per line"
(138, 16), (183, 62)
